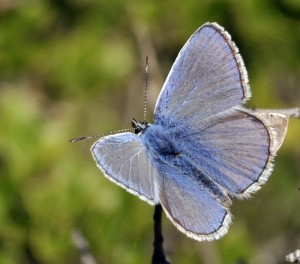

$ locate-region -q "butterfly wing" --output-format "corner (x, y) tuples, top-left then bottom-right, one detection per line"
(178, 109), (288, 198)
(154, 22), (250, 126)
(156, 162), (232, 241)
(91, 133), (159, 205)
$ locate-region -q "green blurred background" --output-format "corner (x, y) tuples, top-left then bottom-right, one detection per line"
(1, 0), (300, 263)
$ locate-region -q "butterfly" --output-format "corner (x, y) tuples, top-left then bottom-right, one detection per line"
(90, 22), (289, 241)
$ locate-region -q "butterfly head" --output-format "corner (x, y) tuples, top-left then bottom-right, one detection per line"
(131, 118), (149, 135)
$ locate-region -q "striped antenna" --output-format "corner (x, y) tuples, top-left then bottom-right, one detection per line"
(144, 56), (149, 122)
(70, 58), (150, 143)
(69, 128), (134, 143)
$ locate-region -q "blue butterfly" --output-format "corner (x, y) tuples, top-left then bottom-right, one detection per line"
(91, 22), (288, 241)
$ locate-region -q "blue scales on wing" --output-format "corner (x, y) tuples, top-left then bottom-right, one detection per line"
(178, 109), (288, 198)
(91, 133), (159, 205)
(154, 23), (251, 127)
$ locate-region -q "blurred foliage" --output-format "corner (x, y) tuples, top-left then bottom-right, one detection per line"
(0, 0), (300, 263)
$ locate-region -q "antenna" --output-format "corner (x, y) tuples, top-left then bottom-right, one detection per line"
(69, 128), (134, 143)
(144, 56), (149, 122)
(70, 58), (150, 143)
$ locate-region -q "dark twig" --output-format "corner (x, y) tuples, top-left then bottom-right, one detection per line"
(152, 204), (170, 264)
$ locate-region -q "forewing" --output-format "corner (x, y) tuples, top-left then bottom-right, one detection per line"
(154, 22), (250, 126)
(91, 133), (158, 205)
(179, 109), (288, 198)
(156, 163), (232, 241)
